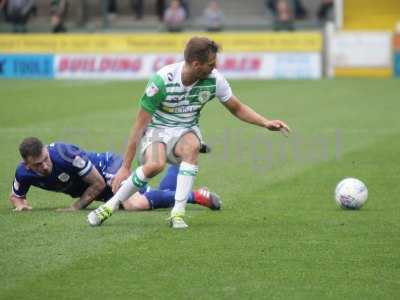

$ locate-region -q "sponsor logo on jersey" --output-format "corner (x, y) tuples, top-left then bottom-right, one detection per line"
(72, 156), (86, 168)
(162, 106), (174, 113)
(198, 90), (211, 104)
(163, 105), (198, 113)
(58, 173), (70, 182)
(167, 97), (181, 103)
(146, 83), (159, 97)
(167, 72), (173, 81)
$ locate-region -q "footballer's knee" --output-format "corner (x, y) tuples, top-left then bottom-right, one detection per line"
(175, 133), (200, 164)
(143, 161), (165, 178)
(143, 142), (167, 177)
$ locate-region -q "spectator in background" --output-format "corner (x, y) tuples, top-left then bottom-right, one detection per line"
(202, 0), (224, 32)
(178, 0), (189, 19)
(50, 0), (67, 33)
(266, 0), (306, 20)
(273, 0), (294, 31)
(0, 0), (5, 16)
(163, 0), (186, 32)
(1, 0), (36, 32)
(0, 0), (6, 21)
(156, 0), (165, 21)
(317, 0), (333, 23)
(131, 0), (166, 22)
(292, 0), (307, 19)
(131, 0), (143, 20)
(107, 0), (117, 21)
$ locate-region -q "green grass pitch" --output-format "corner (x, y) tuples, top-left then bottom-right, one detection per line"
(0, 79), (399, 299)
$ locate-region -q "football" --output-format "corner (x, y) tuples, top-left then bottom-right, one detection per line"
(335, 178), (368, 209)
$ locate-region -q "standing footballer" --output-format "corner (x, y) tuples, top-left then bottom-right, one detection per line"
(88, 36), (290, 228)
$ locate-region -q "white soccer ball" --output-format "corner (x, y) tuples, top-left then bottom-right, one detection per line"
(334, 178), (368, 209)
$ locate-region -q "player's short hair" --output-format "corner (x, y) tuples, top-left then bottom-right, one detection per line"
(184, 36), (219, 64)
(19, 137), (44, 160)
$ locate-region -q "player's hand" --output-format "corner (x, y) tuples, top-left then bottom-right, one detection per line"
(56, 207), (79, 212)
(13, 205), (32, 212)
(111, 166), (131, 193)
(265, 120), (291, 137)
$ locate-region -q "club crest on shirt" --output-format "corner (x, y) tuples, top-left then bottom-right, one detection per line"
(198, 90), (211, 104)
(72, 156), (86, 168)
(146, 83), (159, 97)
(58, 173), (70, 182)
(167, 72), (173, 81)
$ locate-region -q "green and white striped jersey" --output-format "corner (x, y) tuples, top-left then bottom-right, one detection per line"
(140, 61), (232, 128)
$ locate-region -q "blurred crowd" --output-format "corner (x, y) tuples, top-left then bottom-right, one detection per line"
(266, 0), (333, 31)
(0, 0), (333, 33)
(0, 0), (68, 32)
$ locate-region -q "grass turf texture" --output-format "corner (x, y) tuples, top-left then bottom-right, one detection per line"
(0, 79), (399, 299)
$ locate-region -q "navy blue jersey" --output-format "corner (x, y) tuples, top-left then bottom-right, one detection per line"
(12, 142), (122, 201)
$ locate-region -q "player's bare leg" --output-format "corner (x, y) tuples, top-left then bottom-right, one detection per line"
(87, 143), (166, 226)
(122, 193), (151, 211)
(169, 132), (200, 229)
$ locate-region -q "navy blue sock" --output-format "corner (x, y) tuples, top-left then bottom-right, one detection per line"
(145, 190), (195, 209)
(188, 192), (195, 204)
(158, 165), (179, 190)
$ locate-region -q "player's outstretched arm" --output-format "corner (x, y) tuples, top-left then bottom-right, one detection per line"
(111, 108), (153, 193)
(9, 194), (32, 212)
(222, 95), (291, 137)
(57, 168), (106, 212)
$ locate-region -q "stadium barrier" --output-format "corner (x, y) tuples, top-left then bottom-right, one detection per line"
(54, 53), (321, 80)
(325, 23), (393, 78)
(0, 33), (322, 53)
(0, 54), (54, 79)
(0, 32), (322, 80)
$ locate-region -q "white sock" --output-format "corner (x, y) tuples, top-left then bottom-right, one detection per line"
(105, 167), (148, 212)
(171, 162), (198, 216)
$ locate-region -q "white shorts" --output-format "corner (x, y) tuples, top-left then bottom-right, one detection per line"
(138, 126), (203, 165)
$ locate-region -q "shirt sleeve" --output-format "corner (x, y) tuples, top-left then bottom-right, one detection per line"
(139, 74), (166, 115)
(55, 143), (93, 177)
(215, 70), (233, 103)
(12, 170), (31, 198)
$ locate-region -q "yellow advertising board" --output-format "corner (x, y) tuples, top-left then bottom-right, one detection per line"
(334, 67), (392, 78)
(0, 32), (322, 53)
(343, 0), (400, 30)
